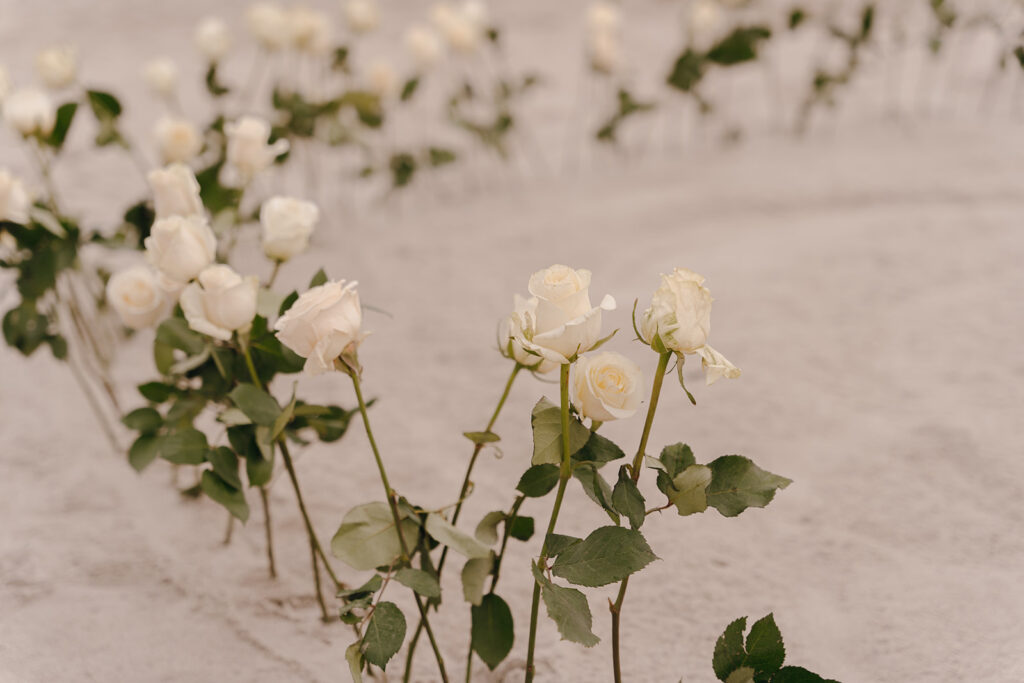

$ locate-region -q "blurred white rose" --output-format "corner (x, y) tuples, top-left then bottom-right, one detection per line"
(147, 164), (204, 219)
(36, 45), (77, 90)
(345, 0), (379, 34)
(588, 30), (620, 74)
(689, 0), (724, 50)
(432, 3), (482, 54)
(289, 7), (331, 54)
(260, 195), (318, 261)
(195, 17), (232, 62)
(154, 117), (202, 164)
(571, 351), (643, 421)
(586, 2), (621, 35)
(640, 268), (712, 355)
(225, 115), (289, 184)
(4, 88), (56, 137)
(366, 60), (398, 99)
(143, 58), (178, 98)
(404, 26), (443, 71)
(512, 264), (616, 365)
(696, 345), (740, 385)
(247, 2), (290, 50)
(180, 264), (259, 341)
(107, 265), (167, 330)
(275, 280), (365, 374)
(144, 214), (217, 284)
(499, 294), (557, 374)
(0, 169), (31, 224)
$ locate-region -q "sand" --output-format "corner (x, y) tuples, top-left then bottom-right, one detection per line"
(2, 1), (1024, 682)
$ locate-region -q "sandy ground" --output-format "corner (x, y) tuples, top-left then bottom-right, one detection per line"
(3, 1), (1024, 682)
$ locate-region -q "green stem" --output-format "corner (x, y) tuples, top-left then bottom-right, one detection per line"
(259, 485), (277, 579)
(611, 351), (672, 683)
(524, 363), (573, 683)
(488, 495), (525, 595)
(350, 372), (450, 683)
(266, 260), (282, 288)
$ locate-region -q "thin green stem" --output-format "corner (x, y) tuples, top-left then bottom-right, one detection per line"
(611, 351), (673, 683)
(259, 486), (277, 579)
(266, 260), (282, 289)
(488, 495), (525, 595)
(525, 363), (573, 683)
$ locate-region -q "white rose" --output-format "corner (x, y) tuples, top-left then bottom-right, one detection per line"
(144, 215), (217, 284)
(195, 17), (232, 62)
(106, 265), (167, 330)
(587, 2), (621, 35)
(147, 164), (204, 219)
(345, 0), (380, 34)
(260, 195), (318, 261)
(0, 169), (31, 224)
(143, 58), (178, 98)
(247, 2), (290, 50)
(696, 345), (740, 385)
(180, 265), (259, 341)
(289, 7), (331, 54)
(499, 294), (557, 374)
(461, 1), (488, 30)
(689, 0), (724, 50)
(571, 351), (643, 422)
(274, 280), (365, 375)
(404, 26), (443, 71)
(366, 60), (398, 99)
(588, 31), (620, 74)
(432, 4), (481, 54)
(513, 264), (616, 365)
(154, 117), (203, 165)
(3, 88), (56, 137)
(640, 268), (713, 355)
(0, 65), (10, 102)
(36, 46), (77, 90)
(225, 115), (290, 184)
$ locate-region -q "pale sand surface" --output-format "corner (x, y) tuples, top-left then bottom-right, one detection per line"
(2, 2), (1024, 682)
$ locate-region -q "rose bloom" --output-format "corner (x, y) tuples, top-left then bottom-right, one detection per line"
(143, 58), (178, 98)
(4, 88), (56, 137)
(0, 169), (31, 224)
(36, 45), (77, 89)
(144, 215), (217, 285)
(180, 265), (259, 341)
(431, 3), (482, 54)
(275, 280), (365, 375)
(366, 60), (399, 100)
(247, 2), (290, 50)
(404, 25), (443, 71)
(148, 164), (204, 220)
(107, 265), (167, 330)
(289, 7), (331, 54)
(587, 2), (621, 35)
(571, 351), (643, 422)
(345, 0), (380, 34)
(696, 345), (740, 386)
(689, 0), (724, 51)
(512, 264), (615, 365)
(225, 116), (289, 184)
(195, 17), (231, 62)
(260, 196), (319, 262)
(154, 117), (203, 165)
(498, 294), (557, 374)
(588, 31), (620, 74)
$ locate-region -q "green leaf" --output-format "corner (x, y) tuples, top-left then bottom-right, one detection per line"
(471, 593), (514, 670)
(309, 268), (328, 288)
(660, 443), (696, 477)
(550, 526), (657, 587)
(573, 462), (619, 523)
(667, 49), (706, 92)
(271, 387), (297, 440)
(331, 502), (419, 571)
(128, 434), (161, 472)
(156, 317), (206, 355)
(389, 153), (416, 188)
(772, 667), (838, 683)
(612, 467), (646, 530)
(714, 617), (748, 681)
(425, 512), (491, 559)
(706, 26), (772, 66)
(400, 77), (419, 101)
(200, 470), (249, 522)
(516, 464), (559, 497)
(706, 456), (792, 517)
(86, 90), (122, 120)
(204, 63), (230, 97)
(229, 384), (281, 426)
(508, 516), (534, 541)
(393, 567), (440, 599)
(362, 601), (406, 668)
(138, 382), (175, 403)
(218, 407), (252, 427)
(46, 102), (78, 148)
(530, 397), (591, 466)
(428, 147), (456, 167)
(545, 533), (582, 558)
(208, 446), (242, 490)
(278, 290), (298, 316)
(744, 613), (785, 674)
(474, 510), (505, 545)
(345, 642), (364, 682)
(121, 407), (162, 434)
(463, 431), (500, 444)
(337, 574), (384, 600)
(573, 430), (625, 466)
(160, 428), (209, 465)
(461, 554), (493, 606)
(531, 562), (599, 647)
(669, 464), (713, 516)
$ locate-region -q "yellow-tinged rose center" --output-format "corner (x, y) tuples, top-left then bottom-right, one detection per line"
(121, 283), (155, 308)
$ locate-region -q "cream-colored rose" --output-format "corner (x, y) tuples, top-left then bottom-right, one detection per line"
(144, 215), (217, 284)
(404, 26), (443, 71)
(696, 345), (740, 385)
(274, 280), (365, 374)
(195, 17), (232, 62)
(588, 31), (620, 74)
(36, 46), (77, 90)
(586, 2), (621, 35)
(640, 268), (713, 355)
(107, 265), (167, 330)
(366, 60), (398, 99)
(143, 58), (178, 98)
(225, 116), (289, 184)
(260, 195), (318, 261)
(512, 264), (616, 365)
(154, 117), (202, 165)
(432, 3), (482, 54)
(147, 164), (204, 220)
(345, 0), (379, 34)
(3, 88), (56, 137)
(289, 7), (331, 54)
(571, 351), (643, 422)
(0, 66), (10, 102)
(499, 294), (557, 374)
(689, 0), (724, 50)
(247, 2), (290, 50)
(180, 265), (259, 341)
(0, 169), (31, 224)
